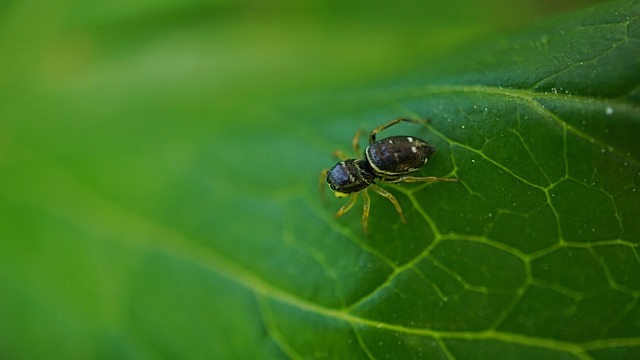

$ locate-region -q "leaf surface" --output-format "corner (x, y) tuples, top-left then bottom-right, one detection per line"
(1, 1), (639, 359)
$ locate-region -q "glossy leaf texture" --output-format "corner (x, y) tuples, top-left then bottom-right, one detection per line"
(1, 0), (639, 359)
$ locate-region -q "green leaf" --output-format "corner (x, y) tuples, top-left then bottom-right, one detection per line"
(1, 0), (639, 359)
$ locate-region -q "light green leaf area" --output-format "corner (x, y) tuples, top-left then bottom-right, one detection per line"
(1, 1), (640, 359)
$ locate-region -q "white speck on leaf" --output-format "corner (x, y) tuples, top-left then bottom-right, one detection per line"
(606, 106), (614, 115)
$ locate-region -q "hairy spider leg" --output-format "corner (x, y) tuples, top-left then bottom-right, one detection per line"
(335, 192), (359, 218)
(369, 117), (430, 144)
(332, 150), (349, 161)
(370, 184), (407, 223)
(361, 188), (371, 237)
(352, 129), (363, 156)
(383, 175), (459, 184)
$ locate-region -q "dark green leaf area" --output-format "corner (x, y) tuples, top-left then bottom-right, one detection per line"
(264, 299), (369, 359)
(594, 245), (640, 291)
(531, 23), (640, 98)
(445, 338), (581, 360)
(498, 284), (637, 342)
(538, 97), (640, 172)
(354, 325), (449, 360)
(614, 184), (640, 242)
(482, 129), (551, 187)
(603, 300), (640, 340)
(454, 145), (548, 214)
(434, 93), (563, 188)
(411, 0), (640, 99)
(549, 179), (622, 242)
(531, 247), (610, 292)
(487, 205), (559, 253)
(350, 253), (519, 330)
(352, 192), (436, 266)
(431, 240), (526, 289)
(589, 345), (640, 360)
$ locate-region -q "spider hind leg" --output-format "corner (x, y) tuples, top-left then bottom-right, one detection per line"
(369, 117), (430, 144)
(383, 175), (459, 184)
(370, 184), (406, 224)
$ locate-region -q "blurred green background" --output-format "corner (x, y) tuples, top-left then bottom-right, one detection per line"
(0, 0), (609, 358)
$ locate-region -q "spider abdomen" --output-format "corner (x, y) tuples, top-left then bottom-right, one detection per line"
(365, 136), (435, 176)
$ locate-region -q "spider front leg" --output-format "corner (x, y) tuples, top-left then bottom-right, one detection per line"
(352, 129), (363, 156)
(319, 169), (329, 201)
(335, 192), (359, 218)
(369, 117), (430, 144)
(332, 150), (349, 161)
(334, 189), (372, 238)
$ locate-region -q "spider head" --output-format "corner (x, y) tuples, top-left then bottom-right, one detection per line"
(326, 159), (375, 195)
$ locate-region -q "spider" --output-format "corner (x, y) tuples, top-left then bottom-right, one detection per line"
(321, 117), (458, 236)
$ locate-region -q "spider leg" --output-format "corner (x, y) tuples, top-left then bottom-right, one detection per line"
(362, 188), (371, 237)
(333, 150), (349, 161)
(370, 184), (406, 223)
(335, 192), (359, 218)
(352, 129), (363, 156)
(369, 117), (430, 144)
(319, 169), (329, 202)
(383, 175), (459, 184)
